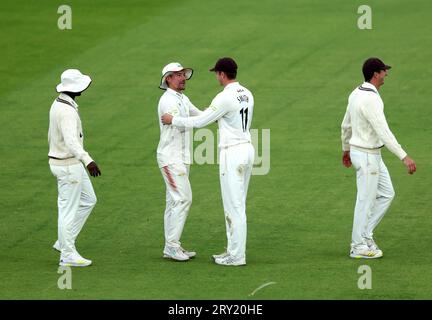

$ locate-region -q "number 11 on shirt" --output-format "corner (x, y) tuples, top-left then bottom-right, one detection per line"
(240, 107), (248, 132)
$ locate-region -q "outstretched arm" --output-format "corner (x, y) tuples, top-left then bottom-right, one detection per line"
(189, 101), (203, 116)
(162, 103), (228, 128)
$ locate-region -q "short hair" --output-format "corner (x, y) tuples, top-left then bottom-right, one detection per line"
(165, 73), (174, 86)
(224, 71), (237, 80)
(362, 58), (391, 82)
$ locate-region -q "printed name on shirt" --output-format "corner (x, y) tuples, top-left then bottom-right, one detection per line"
(237, 95), (249, 103)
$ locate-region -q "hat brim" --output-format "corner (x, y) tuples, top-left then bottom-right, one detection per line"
(384, 65), (392, 70)
(56, 75), (92, 93)
(159, 68), (193, 90)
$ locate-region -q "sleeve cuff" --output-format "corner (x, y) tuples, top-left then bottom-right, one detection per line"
(397, 150), (408, 161)
(172, 116), (186, 127)
(172, 117), (179, 126)
(342, 143), (350, 152)
(81, 154), (94, 167)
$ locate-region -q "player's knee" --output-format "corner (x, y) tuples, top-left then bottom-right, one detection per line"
(387, 189), (395, 201)
(183, 195), (192, 206)
(89, 194), (97, 207)
(173, 195), (192, 207)
(182, 191), (192, 204)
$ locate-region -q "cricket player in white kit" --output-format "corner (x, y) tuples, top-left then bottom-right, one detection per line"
(157, 62), (203, 261)
(48, 69), (101, 267)
(162, 57), (254, 266)
(341, 58), (416, 259)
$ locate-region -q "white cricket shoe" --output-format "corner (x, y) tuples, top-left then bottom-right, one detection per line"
(214, 254), (246, 266)
(163, 247), (190, 261)
(212, 252), (229, 260)
(53, 240), (61, 252)
(180, 247), (196, 258)
(366, 238), (383, 256)
(59, 252), (92, 267)
(350, 248), (383, 259)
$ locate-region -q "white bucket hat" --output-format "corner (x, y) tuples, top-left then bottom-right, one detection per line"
(159, 62), (193, 90)
(56, 69), (92, 93)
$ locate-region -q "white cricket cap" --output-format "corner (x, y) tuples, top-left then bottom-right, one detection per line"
(56, 69), (92, 93)
(159, 62), (193, 90)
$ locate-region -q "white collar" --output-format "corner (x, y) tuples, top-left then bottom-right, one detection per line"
(361, 82), (378, 93)
(224, 81), (239, 90)
(59, 93), (79, 109)
(166, 88), (183, 99)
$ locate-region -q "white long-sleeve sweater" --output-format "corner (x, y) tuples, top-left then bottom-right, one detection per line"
(48, 93), (93, 166)
(341, 82), (407, 160)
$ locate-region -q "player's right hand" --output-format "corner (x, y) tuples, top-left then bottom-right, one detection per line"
(161, 113), (173, 125)
(342, 151), (352, 168)
(403, 156), (416, 174)
(87, 161), (101, 177)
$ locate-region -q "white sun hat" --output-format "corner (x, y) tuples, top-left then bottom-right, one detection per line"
(56, 69), (92, 93)
(159, 62), (193, 90)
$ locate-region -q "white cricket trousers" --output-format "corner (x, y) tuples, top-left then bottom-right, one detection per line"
(160, 163), (192, 249)
(350, 149), (395, 250)
(219, 142), (255, 259)
(50, 163), (97, 257)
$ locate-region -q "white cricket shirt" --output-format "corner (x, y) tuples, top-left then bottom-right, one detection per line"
(157, 88), (202, 167)
(341, 82), (407, 160)
(48, 93), (93, 166)
(172, 82), (254, 148)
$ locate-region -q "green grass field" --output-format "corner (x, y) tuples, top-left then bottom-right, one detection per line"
(0, 0), (431, 299)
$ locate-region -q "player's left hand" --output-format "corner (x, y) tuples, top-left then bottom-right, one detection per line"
(342, 151), (352, 168)
(87, 161), (101, 177)
(161, 113), (173, 125)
